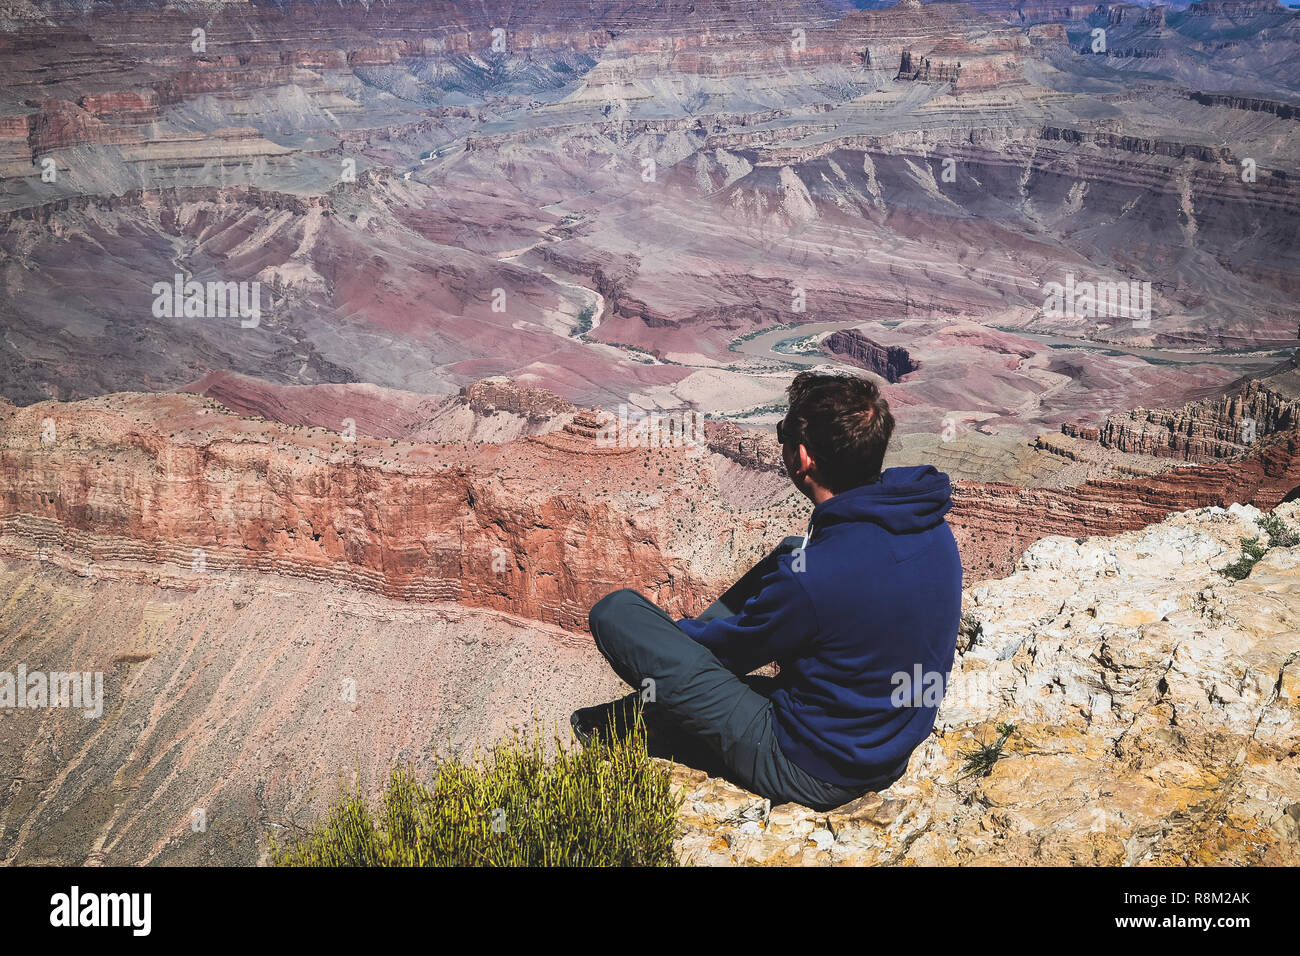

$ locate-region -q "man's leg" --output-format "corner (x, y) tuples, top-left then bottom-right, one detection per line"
(578, 542), (793, 745)
(587, 589), (771, 791)
(586, 588), (864, 810)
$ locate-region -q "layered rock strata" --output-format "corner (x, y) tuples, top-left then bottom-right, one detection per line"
(1062, 379), (1300, 462)
(5, 385), (1300, 615)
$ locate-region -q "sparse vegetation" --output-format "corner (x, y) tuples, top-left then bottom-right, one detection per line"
(728, 400), (787, 421)
(728, 322), (794, 352)
(1220, 510), (1298, 580)
(270, 718), (682, 867)
(572, 305), (596, 337)
(1259, 512), (1300, 549)
(957, 722), (1016, 781)
(1221, 536), (1269, 580)
(773, 334), (821, 355)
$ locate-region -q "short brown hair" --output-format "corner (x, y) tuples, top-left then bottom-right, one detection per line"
(781, 371), (894, 492)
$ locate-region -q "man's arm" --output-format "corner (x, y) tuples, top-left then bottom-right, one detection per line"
(676, 553), (818, 675)
(695, 536), (807, 622)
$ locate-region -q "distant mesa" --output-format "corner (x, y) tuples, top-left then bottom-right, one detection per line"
(459, 376), (576, 423)
(896, 50), (961, 84)
(1062, 378), (1300, 462)
(823, 329), (920, 383)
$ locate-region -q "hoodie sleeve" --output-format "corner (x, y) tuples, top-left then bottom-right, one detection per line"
(676, 558), (818, 674)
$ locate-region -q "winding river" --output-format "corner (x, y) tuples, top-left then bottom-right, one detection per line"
(731, 319), (1292, 372)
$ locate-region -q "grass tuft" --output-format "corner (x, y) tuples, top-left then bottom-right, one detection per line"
(270, 716), (683, 867)
(957, 722), (1017, 781)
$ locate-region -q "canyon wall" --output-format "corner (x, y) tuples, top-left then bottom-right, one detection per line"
(0, 392), (744, 634)
(950, 429), (1300, 574)
(5, 385), (1300, 624)
(1061, 379), (1300, 461)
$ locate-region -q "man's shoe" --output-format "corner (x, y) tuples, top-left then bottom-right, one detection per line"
(569, 706), (600, 746)
(570, 694), (646, 747)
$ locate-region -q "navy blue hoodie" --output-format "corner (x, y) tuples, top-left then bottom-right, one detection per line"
(676, 465), (963, 789)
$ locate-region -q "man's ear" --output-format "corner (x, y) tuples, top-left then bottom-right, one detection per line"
(797, 443), (816, 481)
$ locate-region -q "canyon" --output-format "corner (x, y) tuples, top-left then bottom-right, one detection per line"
(3, 376), (1299, 864)
(2, 0), (1297, 424)
(1, 0), (1298, 865)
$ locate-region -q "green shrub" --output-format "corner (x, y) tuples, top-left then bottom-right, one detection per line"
(270, 719), (683, 867)
(572, 305), (595, 337)
(1218, 510), (1299, 580)
(957, 722), (1016, 781)
(1220, 535), (1269, 580)
(1258, 512), (1300, 549)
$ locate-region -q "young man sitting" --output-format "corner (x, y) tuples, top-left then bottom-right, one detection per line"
(572, 370), (963, 811)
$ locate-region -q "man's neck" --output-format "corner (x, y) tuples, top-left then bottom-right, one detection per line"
(808, 485), (835, 507)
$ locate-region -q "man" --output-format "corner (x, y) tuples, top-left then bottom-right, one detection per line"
(572, 370), (963, 811)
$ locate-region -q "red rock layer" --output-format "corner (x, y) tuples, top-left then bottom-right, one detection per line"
(951, 431), (1300, 574)
(0, 393), (735, 634)
(4, 386), (1300, 626)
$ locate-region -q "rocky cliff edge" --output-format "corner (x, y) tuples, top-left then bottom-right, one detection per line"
(670, 502), (1300, 865)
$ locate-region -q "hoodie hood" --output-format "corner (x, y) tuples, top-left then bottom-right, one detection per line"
(810, 465), (953, 536)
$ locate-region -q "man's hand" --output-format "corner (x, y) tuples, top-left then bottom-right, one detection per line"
(700, 535), (807, 621)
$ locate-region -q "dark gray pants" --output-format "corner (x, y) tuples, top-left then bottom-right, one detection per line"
(588, 539), (870, 812)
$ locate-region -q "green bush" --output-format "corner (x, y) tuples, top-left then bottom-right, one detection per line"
(1259, 512), (1300, 549)
(1221, 536), (1269, 580)
(270, 719), (683, 867)
(1219, 511), (1298, 581)
(572, 305), (596, 337)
